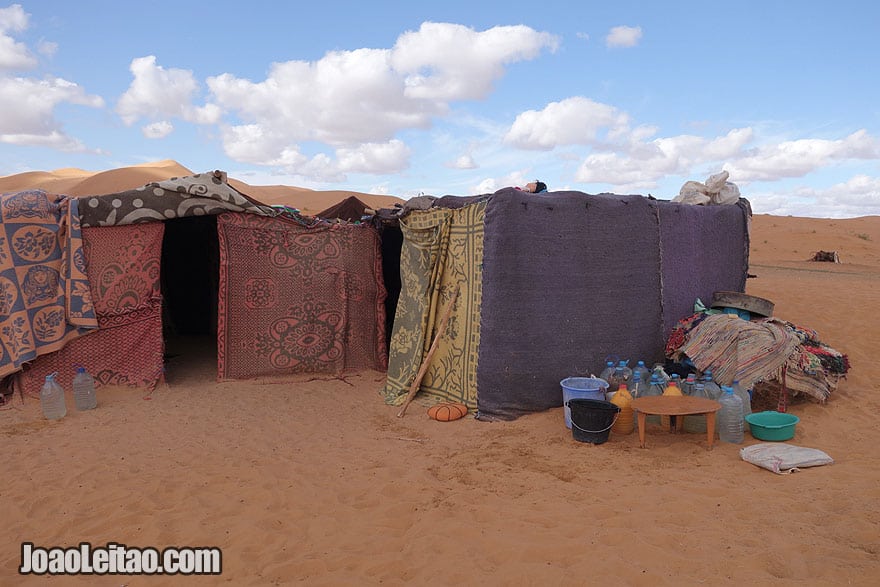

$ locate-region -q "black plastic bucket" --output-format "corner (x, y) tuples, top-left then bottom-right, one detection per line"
(567, 399), (620, 444)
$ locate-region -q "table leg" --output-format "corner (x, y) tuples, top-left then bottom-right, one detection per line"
(675, 415), (685, 432)
(637, 411), (647, 448)
(706, 412), (716, 449)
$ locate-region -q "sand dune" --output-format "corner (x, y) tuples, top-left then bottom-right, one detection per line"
(0, 174), (878, 584)
(0, 160), (405, 216)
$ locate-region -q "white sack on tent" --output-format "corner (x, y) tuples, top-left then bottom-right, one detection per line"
(674, 170), (741, 206)
(673, 180), (712, 205)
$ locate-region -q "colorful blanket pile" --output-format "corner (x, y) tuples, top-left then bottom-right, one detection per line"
(667, 311), (849, 402)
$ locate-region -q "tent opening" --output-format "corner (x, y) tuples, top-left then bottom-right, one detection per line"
(160, 215), (219, 379)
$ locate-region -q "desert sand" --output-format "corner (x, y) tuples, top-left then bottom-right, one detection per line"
(1, 163), (879, 585)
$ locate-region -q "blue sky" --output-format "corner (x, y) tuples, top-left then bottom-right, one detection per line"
(0, 1), (878, 217)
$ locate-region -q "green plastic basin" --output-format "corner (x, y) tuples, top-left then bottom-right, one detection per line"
(745, 411), (800, 441)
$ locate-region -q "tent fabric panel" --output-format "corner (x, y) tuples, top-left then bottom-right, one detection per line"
(216, 213), (387, 380)
(0, 193), (98, 378)
(16, 301), (164, 394)
(81, 223), (165, 317)
(15, 220), (166, 392)
(657, 199), (751, 338)
(382, 201), (486, 409)
(476, 189), (665, 421)
(79, 171), (277, 228)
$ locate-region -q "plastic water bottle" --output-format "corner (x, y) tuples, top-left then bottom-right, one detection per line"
(681, 373), (697, 396)
(684, 383), (708, 433)
(633, 361), (651, 386)
(72, 366), (97, 411)
(598, 361), (615, 385)
(609, 360), (633, 392)
(651, 363), (670, 386)
(732, 380), (751, 418)
(718, 386), (744, 443)
(641, 374), (666, 425)
(610, 384), (634, 435)
(630, 371), (643, 399)
(660, 378), (682, 428)
(701, 369), (723, 400)
(40, 372), (67, 420)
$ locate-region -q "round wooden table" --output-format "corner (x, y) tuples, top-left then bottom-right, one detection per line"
(630, 396), (722, 449)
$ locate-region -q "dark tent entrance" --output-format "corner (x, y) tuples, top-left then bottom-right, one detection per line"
(160, 215), (220, 382)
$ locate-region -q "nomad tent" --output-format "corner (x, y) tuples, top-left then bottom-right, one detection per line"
(317, 195), (371, 222)
(382, 188), (751, 420)
(3, 171), (387, 395)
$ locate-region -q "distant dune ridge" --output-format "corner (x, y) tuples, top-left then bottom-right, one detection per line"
(1, 161), (878, 259)
(0, 160), (405, 216)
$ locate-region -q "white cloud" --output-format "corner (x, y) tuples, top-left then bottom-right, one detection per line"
(576, 32), (590, 42)
(117, 56), (219, 126)
(504, 96), (630, 150)
(447, 154), (477, 169)
(0, 4), (36, 70)
(391, 22), (559, 101)
(606, 25), (642, 48)
(725, 130), (880, 181)
(37, 40), (57, 57)
(574, 127), (754, 186)
(368, 183), (390, 195)
(470, 170), (532, 195)
(0, 76), (104, 150)
(336, 140), (410, 174)
(205, 22), (556, 179)
(750, 175), (880, 218)
(142, 120), (173, 139)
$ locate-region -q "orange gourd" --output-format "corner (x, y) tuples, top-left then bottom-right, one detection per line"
(427, 402), (468, 422)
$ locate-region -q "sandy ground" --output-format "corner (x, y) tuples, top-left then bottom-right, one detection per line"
(0, 165), (878, 585)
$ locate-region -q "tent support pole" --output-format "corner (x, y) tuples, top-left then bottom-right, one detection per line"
(397, 284), (460, 418)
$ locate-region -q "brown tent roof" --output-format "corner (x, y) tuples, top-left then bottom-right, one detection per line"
(317, 195), (369, 221)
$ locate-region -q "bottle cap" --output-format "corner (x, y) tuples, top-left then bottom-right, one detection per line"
(77, 366), (86, 373)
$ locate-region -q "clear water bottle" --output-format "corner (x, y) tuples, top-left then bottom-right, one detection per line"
(72, 366), (97, 411)
(718, 386), (744, 443)
(40, 372), (67, 420)
(598, 361), (615, 385)
(609, 360), (632, 392)
(642, 374), (666, 425)
(681, 373), (697, 396)
(651, 364), (670, 386)
(701, 369), (723, 400)
(732, 380), (751, 418)
(630, 371), (644, 399)
(633, 361), (651, 386)
(683, 383), (708, 433)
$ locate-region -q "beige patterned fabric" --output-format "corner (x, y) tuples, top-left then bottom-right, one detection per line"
(79, 171), (277, 227)
(383, 201), (486, 408)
